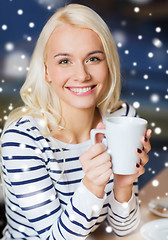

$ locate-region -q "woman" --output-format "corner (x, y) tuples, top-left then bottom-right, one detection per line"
(0, 4), (151, 239)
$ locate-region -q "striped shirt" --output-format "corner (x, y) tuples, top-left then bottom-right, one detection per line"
(1, 104), (140, 239)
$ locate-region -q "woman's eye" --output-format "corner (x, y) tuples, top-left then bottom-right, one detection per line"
(88, 57), (101, 62)
(59, 59), (70, 64)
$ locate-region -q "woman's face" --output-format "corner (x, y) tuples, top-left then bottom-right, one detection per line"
(45, 24), (109, 111)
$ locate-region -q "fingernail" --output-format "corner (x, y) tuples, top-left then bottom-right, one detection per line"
(137, 148), (142, 154)
(148, 129), (152, 135)
(136, 163), (140, 168)
(144, 137), (148, 142)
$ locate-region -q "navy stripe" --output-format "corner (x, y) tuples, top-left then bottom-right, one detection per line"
(59, 217), (87, 237)
(70, 198), (98, 222)
(111, 217), (137, 229)
(37, 224), (52, 235)
(50, 167), (82, 174)
(16, 118), (30, 126)
(107, 178), (114, 184)
(7, 205), (26, 220)
(22, 199), (54, 211)
(45, 156), (79, 164)
(11, 174), (49, 186)
(29, 205), (61, 223)
(57, 220), (65, 240)
(4, 155), (44, 162)
(100, 212), (108, 218)
(1, 142), (36, 149)
(111, 207), (136, 220)
(4, 129), (44, 141)
(60, 199), (67, 206)
(6, 186), (20, 197)
(65, 209), (107, 232)
(107, 190), (112, 196)
(57, 189), (74, 196)
(6, 196), (20, 209)
(56, 178), (82, 185)
(111, 218), (137, 235)
(65, 157), (79, 162)
(15, 184), (54, 198)
(134, 111), (138, 117)
(6, 212), (35, 231)
(29, 126), (39, 131)
(2, 137), (69, 154)
(42, 147), (69, 153)
(109, 215), (123, 224)
(2, 142), (64, 154)
(95, 221), (103, 226)
(109, 206), (138, 224)
(7, 222), (30, 238)
(7, 222), (31, 239)
(125, 103), (130, 116)
(2, 176), (12, 188)
(7, 165), (45, 173)
(103, 203), (109, 208)
(64, 209), (94, 231)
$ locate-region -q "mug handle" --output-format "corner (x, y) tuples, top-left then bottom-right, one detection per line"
(90, 129), (106, 145)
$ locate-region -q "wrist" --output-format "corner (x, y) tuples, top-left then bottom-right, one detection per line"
(82, 176), (105, 199)
(113, 184), (133, 203)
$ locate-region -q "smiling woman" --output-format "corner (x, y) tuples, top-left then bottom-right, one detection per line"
(45, 24), (109, 114)
(0, 3), (151, 240)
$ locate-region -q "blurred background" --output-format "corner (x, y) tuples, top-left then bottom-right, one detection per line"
(0, 0), (168, 236)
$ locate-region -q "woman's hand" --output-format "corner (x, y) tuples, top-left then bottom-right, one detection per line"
(136, 129), (152, 175)
(79, 122), (112, 198)
(113, 129), (152, 202)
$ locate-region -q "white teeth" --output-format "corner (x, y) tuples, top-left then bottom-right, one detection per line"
(70, 87), (92, 93)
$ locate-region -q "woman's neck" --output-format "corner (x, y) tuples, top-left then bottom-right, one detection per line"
(54, 106), (102, 144)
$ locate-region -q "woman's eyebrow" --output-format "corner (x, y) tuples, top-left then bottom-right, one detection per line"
(54, 50), (104, 58)
(87, 50), (104, 56)
(54, 53), (72, 58)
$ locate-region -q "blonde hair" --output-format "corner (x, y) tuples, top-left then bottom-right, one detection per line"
(2, 4), (121, 135)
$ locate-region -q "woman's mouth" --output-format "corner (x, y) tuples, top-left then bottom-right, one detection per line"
(66, 85), (96, 96)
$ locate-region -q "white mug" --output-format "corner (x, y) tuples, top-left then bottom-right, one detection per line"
(90, 116), (148, 175)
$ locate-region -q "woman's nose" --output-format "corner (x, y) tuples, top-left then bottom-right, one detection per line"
(73, 63), (91, 82)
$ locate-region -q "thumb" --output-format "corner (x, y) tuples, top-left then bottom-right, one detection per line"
(95, 122), (105, 144)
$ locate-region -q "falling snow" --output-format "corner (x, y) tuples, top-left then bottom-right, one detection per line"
(5, 42), (14, 51)
(163, 146), (167, 151)
(138, 35), (143, 40)
(105, 225), (113, 233)
(133, 101), (140, 109)
(17, 9), (23, 15)
(150, 94), (160, 103)
(0, 3), (167, 234)
(152, 38), (163, 48)
(152, 179), (159, 187)
(29, 22), (35, 28)
(154, 127), (162, 135)
(1, 24), (7, 30)
(134, 7), (140, 13)
(143, 74), (149, 79)
(148, 52), (154, 58)
(155, 27), (161, 33)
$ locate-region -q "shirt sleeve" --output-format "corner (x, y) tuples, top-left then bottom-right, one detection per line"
(1, 125), (107, 240)
(107, 180), (140, 237)
(107, 102), (138, 118)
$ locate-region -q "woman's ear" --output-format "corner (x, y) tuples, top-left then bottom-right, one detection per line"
(45, 63), (51, 83)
